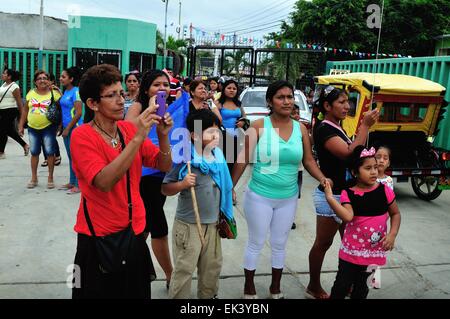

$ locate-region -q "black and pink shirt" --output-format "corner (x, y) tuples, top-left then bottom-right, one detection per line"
(339, 183), (396, 266)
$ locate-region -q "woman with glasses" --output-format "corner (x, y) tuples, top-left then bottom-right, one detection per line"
(0, 68), (29, 159)
(306, 86), (379, 299)
(18, 70), (61, 189)
(71, 64), (173, 298)
(124, 71), (140, 118)
(58, 66), (83, 194)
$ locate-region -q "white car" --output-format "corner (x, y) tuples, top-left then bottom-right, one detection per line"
(239, 86), (312, 126)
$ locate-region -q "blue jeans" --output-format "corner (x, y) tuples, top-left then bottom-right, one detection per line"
(313, 187), (342, 224)
(63, 128), (78, 187)
(28, 125), (57, 156)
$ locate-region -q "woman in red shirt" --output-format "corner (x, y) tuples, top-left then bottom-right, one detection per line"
(70, 64), (173, 299)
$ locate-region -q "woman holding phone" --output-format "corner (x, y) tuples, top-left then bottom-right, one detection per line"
(126, 69), (173, 289)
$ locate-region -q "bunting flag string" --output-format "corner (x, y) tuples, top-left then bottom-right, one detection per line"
(188, 25), (410, 58)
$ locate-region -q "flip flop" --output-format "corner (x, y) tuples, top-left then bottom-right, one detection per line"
(305, 289), (329, 300)
(41, 160), (48, 167)
(269, 292), (285, 299)
(27, 180), (38, 189)
(24, 145), (30, 156)
(55, 156), (61, 166)
(47, 182), (55, 189)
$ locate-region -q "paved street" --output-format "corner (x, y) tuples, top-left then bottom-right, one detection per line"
(1, 134), (449, 299)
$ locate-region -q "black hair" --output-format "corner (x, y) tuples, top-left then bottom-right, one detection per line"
(266, 80), (294, 114)
(79, 64), (123, 122)
(63, 66), (81, 87)
(3, 68), (20, 82)
(189, 79), (206, 99)
(33, 70), (48, 83)
(349, 145), (377, 176)
(293, 104), (300, 110)
(316, 87), (348, 115)
(375, 145), (392, 157)
(125, 71), (141, 83)
(218, 79), (241, 106)
(208, 77), (219, 88)
(137, 69), (170, 112)
(183, 77), (193, 87)
(186, 109), (221, 134)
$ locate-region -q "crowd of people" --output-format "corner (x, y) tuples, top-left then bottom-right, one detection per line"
(0, 64), (401, 299)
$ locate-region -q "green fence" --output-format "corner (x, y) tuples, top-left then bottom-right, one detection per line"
(1, 48), (68, 97)
(156, 55), (173, 70)
(327, 56), (450, 150)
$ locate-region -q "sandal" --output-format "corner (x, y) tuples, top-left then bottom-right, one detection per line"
(27, 180), (38, 189)
(55, 156), (61, 166)
(41, 160), (48, 167)
(59, 183), (73, 190)
(305, 289), (330, 300)
(66, 187), (80, 195)
(47, 181), (55, 189)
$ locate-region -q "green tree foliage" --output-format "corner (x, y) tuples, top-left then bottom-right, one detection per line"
(274, 0), (450, 57)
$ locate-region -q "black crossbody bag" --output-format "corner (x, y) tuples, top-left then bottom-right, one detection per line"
(83, 128), (138, 274)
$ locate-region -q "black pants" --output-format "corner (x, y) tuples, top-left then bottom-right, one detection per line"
(140, 175), (168, 237)
(0, 108), (27, 152)
(330, 259), (371, 299)
(72, 233), (155, 299)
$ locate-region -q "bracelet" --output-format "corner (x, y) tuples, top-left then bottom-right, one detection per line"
(159, 148), (172, 156)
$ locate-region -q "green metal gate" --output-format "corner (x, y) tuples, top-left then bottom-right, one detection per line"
(1, 48), (68, 97)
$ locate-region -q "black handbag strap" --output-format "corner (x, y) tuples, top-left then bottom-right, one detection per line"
(83, 126), (132, 238)
(0, 83), (14, 104)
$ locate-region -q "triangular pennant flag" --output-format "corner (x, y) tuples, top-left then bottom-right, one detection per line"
(313, 45), (317, 50)
(324, 47), (328, 51)
(339, 49), (343, 53)
(333, 48), (337, 54)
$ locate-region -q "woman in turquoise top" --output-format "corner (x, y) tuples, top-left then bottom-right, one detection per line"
(59, 67), (83, 194)
(215, 79), (247, 174)
(231, 80), (331, 299)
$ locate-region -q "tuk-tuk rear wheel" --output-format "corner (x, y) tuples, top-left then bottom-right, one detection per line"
(411, 176), (442, 201)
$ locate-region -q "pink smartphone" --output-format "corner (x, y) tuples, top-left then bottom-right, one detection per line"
(156, 91), (167, 117)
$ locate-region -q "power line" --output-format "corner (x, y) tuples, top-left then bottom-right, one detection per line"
(224, 20), (285, 35)
(200, 0), (295, 32)
(207, 0), (293, 30)
(218, 7), (292, 34)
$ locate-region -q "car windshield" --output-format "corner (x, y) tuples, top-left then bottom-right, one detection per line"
(241, 90), (307, 110)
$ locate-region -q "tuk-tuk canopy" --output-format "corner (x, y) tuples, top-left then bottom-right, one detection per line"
(315, 73), (446, 96)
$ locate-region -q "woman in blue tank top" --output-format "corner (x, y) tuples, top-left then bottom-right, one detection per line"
(231, 80), (331, 299)
(215, 79), (247, 174)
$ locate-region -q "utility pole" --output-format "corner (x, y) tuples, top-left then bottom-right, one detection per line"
(162, 0), (169, 69)
(177, 0), (182, 40)
(38, 0), (44, 70)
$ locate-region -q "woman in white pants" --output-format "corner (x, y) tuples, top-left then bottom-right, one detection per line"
(232, 80), (331, 299)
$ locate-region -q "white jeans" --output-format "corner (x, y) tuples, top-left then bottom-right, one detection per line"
(243, 188), (298, 270)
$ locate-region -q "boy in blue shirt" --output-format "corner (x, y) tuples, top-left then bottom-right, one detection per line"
(162, 109), (234, 299)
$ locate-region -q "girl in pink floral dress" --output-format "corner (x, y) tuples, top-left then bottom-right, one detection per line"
(324, 145), (401, 299)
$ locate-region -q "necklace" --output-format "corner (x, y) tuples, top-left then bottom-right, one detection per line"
(93, 120), (119, 148)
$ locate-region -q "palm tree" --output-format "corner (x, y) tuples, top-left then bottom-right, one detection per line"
(222, 49), (252, 79)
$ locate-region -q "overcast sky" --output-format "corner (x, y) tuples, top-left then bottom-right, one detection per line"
(1, 0), (298, 39)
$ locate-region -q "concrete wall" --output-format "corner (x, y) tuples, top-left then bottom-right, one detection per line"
(0, 12), (67, 51)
